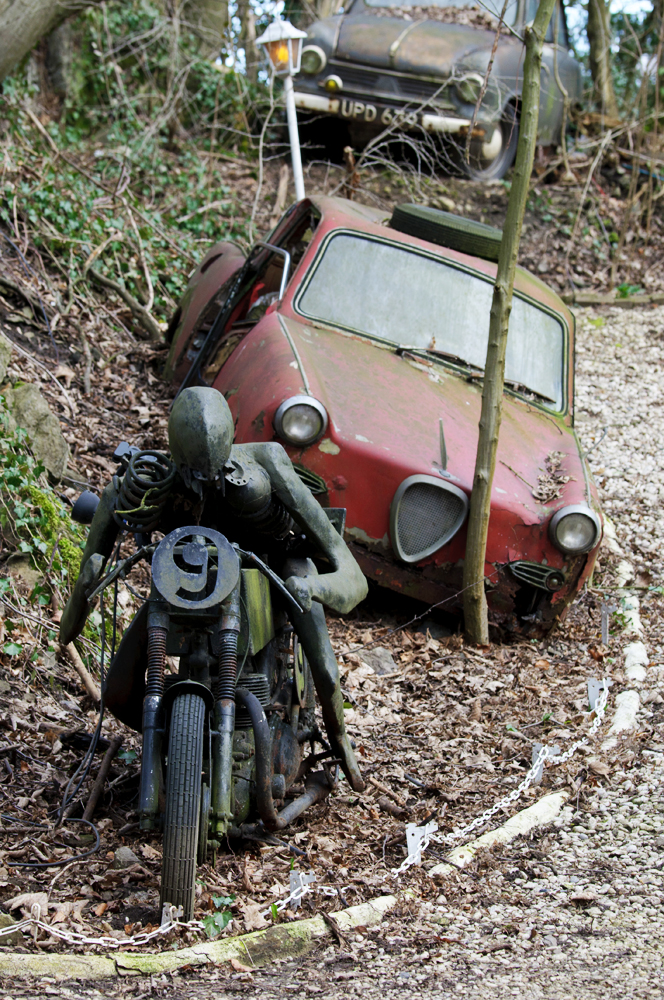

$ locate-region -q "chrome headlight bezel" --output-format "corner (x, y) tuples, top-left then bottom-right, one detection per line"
(454, 72), (484, 106)
(549, 505), (602, 555)
(300, 44), (327, 75)
(273, 395), (328, 447)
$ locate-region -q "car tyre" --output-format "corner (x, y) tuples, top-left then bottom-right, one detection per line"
(455, 103), (519, 182)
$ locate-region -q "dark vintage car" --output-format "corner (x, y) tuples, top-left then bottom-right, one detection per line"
(293, 0), (582, 179)
(163, 196), (602, 635)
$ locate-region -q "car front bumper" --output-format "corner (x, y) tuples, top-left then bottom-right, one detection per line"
(294, 90), (472, 134)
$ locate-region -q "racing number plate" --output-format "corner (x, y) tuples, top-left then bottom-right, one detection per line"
(338, 98), (419, 128)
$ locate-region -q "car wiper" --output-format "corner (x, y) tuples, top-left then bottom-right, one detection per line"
(503, 379), (557, 405)
(396, 345), (482, 372)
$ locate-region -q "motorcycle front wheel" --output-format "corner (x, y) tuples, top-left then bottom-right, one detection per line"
(160, 692), (205, 920)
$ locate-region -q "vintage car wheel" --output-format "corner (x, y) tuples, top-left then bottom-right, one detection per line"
(457, 104), (519, 182)
(160, 692), (205, 920)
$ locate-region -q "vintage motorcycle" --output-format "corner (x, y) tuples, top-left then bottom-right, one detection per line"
(65, 412), (364, 919)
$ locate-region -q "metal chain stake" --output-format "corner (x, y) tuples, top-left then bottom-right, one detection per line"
(0, 682), (611, 946)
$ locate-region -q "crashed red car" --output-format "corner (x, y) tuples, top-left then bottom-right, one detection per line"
(163, 196), (602, 635)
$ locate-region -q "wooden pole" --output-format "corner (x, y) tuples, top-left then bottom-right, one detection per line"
(462, 0), (557, 645)
(61, 642), (102, 704)
(82, 735), (123, 822)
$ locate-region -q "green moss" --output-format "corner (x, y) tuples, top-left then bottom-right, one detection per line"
(27, 484), (83, 582)
(0, 398), (85, 598)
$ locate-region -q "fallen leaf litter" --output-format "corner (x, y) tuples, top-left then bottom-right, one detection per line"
(1, 287), (663, 955)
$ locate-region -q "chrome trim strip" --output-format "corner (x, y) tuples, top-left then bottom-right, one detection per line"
(254, 241), (291, 301)
(277, 315), (311, 396)
(388, 18), (426, 66)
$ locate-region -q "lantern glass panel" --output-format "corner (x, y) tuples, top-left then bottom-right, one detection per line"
(266, 38), (291, 74)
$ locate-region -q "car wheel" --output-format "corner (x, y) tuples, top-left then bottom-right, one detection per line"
(456, 103), (519, 182)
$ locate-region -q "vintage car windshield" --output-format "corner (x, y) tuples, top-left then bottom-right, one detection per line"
(363, 0), (519, 25)
(297, 232), (565, 410)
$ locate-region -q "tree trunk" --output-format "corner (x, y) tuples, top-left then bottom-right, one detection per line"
(586, 0), (619, 118)
(316, 0), (343, 18)
(183, 0), (229, 59)
(462, 0), (557, 645)
(237, 0), (258, 85)
(0, 0), (92, 82)
(46, 19), (73, 97)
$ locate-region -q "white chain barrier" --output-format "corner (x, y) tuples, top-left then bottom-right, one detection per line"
(263, 678), (611, 912)
(0, 680), (610, 948)
(0, 902), (193, 948)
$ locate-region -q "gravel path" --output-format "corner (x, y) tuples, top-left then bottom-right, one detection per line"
(1, 306), (662, 998)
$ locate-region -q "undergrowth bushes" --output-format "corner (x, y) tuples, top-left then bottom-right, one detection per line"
(0, 0), (274, 330)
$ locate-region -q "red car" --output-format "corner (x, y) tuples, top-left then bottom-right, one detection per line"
(164, 196), (602, 635)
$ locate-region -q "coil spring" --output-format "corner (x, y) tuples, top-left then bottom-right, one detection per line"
(241, 497), (294, 540)
(215, 629), (239, 701)
(146, 626), (167, 697)
(114, 450), (176, 533)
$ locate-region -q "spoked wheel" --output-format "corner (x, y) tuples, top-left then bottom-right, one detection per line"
(456, 103), (519, 182)
(160, 693), (205, 920)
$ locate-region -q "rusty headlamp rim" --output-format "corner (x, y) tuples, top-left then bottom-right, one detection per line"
(549, 505), (601, 555)
(274, 395), (328, 447)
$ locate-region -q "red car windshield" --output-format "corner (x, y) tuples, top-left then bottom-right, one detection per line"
(295, 231), (566, 411)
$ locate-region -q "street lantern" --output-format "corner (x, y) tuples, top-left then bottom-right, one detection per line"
(257, 18), (307, 201)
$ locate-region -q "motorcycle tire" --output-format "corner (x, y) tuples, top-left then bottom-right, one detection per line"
(160, 692), (205, 920)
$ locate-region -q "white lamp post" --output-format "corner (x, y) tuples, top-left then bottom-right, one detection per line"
(256, 19), (307, 201)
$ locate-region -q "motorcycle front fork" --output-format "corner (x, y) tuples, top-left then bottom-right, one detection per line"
(137, 585), (241, 837)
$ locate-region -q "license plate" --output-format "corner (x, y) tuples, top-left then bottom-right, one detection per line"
(338, 99), (419, 128)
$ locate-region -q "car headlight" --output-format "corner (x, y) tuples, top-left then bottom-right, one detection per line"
(549, 506), (601, 555)
(455, 73), (484, 105)
(300, 45), (327, 75)
(274, 396), (328, 447)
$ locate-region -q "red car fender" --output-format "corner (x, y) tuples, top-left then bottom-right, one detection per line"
(164, 241), (246, 383)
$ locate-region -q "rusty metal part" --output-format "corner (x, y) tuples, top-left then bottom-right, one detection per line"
(113, 450), (176, 533)
(274, 770), (333, 827)
(212, 584), (241, 837)
(151, 526), (240, 611)
(235, 686), (279, 830)
(271, 715), (303, 791)
(236, 686), (333, 830)
(138, 610), (169, 830)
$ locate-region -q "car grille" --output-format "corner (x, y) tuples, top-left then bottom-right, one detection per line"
(390, 475), (468, 564)
(510, 561), (565, 592)
(330, 62), (450, 106)
(294, 464), (327, 495)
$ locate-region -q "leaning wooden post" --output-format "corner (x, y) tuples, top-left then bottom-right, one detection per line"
(462, 0), (556, 645)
